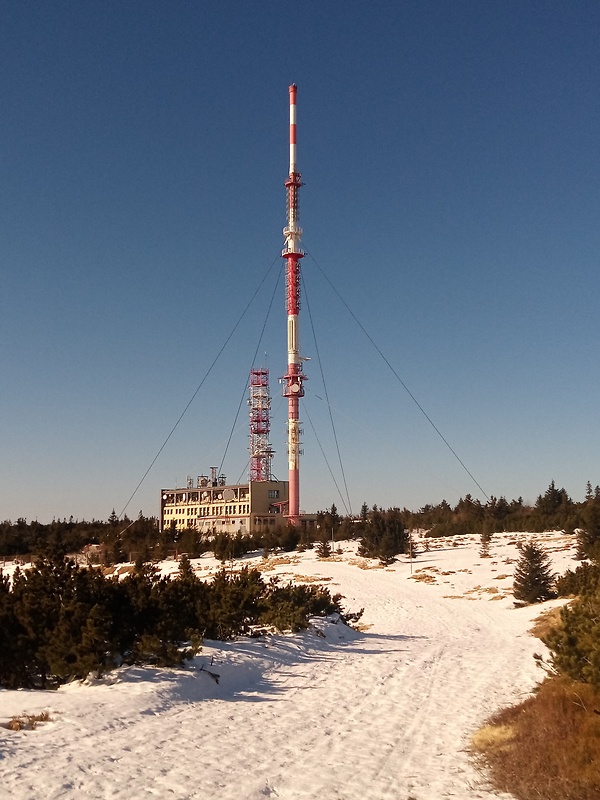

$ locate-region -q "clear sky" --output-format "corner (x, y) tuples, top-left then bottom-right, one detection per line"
(2, 0), (599, 523)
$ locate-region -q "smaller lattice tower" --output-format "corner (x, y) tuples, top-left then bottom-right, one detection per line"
(248, 368), (274, 481)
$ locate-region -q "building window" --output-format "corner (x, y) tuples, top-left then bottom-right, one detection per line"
(268, 489), (279, 499)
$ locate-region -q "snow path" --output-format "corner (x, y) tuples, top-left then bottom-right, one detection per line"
(0, 533), (574, 799)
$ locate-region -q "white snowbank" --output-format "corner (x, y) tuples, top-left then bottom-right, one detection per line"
(0, 531), (577, 799)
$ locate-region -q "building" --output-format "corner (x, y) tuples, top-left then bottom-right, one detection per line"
(160, 471), (289, 535)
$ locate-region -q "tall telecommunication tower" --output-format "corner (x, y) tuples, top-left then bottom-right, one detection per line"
(248, 368), (274, 482)
(281, 84), (306, 525)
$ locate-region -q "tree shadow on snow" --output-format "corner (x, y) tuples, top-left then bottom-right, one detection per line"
(133, 625), (429, 707)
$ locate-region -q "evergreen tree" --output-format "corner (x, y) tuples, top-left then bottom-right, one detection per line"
(405, 531), (418, 559)
(11, 558), (71, 688)
(358, 508), (408, 565)
(479, 528), (493, 558)
(535, 480), (571, 518)
(359, 502), (369, 525)
(315, 537), (332, 558)
(577, 500), (600, 561)
(0, 571), (24, 689)
(276, 525), (300, 552)
(178, 527), (204, 558)
(318, 504), (341, 542)
(512, 542), (555, 604)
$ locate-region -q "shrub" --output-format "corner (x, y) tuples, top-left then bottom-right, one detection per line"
(204, 566), (266, 639)
(544, 589), (600, 685)
(260, 579), (342, 632)
(0, 555), (346, 689)
(212, 532), (254, 561)
(557, 562), (600, 597)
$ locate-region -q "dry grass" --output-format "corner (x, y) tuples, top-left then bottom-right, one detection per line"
(347, 558), (386, 570)
(471, 723), (515, 752)
(409, 571), (437, 584)
(439, 584), (510, 601)
(293, 574), (332, 584)
(529, 606), (564, 640)
(259, 555), (300, 571)
(472, 678), (600, 800)
(443, 595), (477, 600)
(4, 711), (51, 731)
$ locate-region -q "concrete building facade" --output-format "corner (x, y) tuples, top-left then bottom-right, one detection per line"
(160, 475), (289, 535)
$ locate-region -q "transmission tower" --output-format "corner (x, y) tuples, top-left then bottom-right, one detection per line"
(249, 368), (274, 482)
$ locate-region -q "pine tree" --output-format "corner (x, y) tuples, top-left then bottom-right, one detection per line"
(0, 571), (24, 689)
(358, 508), (408, 564)
(319, 504), (340, 542)
(315, 537), (332, 558)
(577, 501), (600, 562)
(479, 528), (493, 558)
(359, 502), (369, 526)
(513, 542), (555, 604)
(406, 531), (418, 559)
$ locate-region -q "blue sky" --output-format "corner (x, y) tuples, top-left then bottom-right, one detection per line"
(2, 1), (599, 522)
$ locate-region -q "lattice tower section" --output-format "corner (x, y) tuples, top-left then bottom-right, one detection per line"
(249, 368), (274, 482)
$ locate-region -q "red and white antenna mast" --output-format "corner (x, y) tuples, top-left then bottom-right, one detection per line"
(281, 84), (306, 525)
(249, 368), (274, 482)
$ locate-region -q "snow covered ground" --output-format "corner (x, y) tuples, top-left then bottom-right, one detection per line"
(0, 531), (576, 800)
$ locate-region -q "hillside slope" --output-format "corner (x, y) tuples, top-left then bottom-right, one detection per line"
(0, 532), (575, 799)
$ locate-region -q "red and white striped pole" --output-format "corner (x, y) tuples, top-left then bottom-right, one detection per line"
(282, 84), (305, 525)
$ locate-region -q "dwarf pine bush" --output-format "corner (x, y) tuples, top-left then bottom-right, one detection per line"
(557, 562), (600, 597)
(544, 589), (600, 685)
(0, 556), (342, 689)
